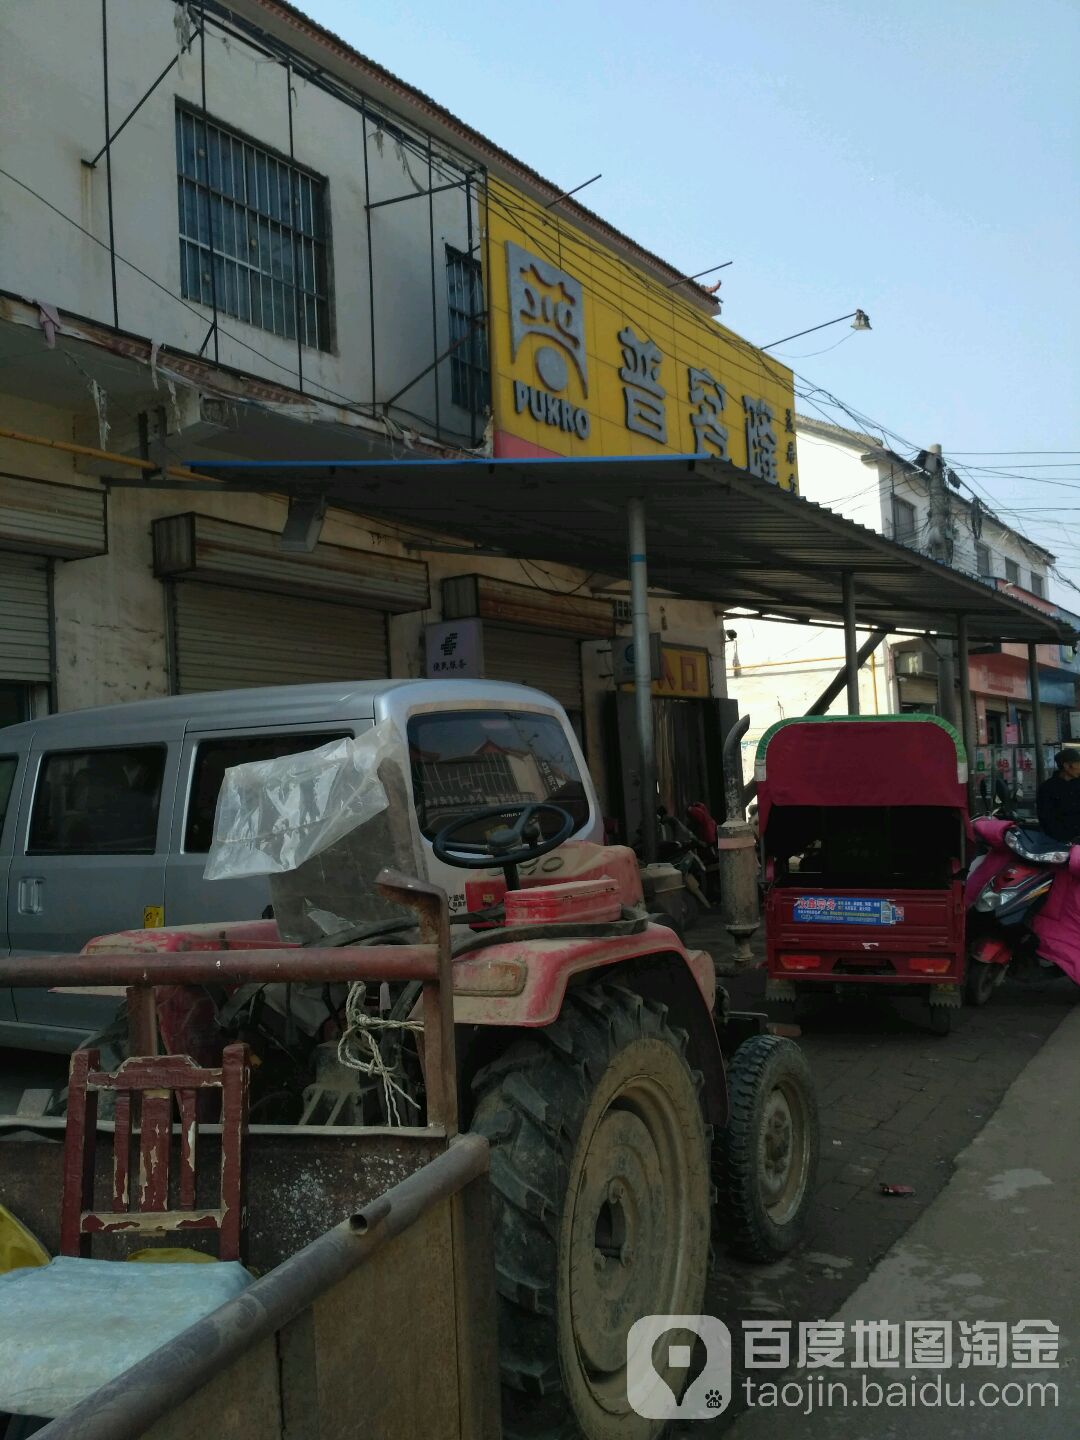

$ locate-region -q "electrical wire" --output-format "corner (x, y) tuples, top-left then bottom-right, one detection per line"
(770, 332), (858, 360)
(947, 450), (1080, 457)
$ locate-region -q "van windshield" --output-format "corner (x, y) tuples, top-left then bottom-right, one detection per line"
(408, 710), (589, 843)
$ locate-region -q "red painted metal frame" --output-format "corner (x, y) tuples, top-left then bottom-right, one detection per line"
(61, 1044), (250, 1261)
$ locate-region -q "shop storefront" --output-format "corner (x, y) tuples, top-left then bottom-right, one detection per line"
(608, 640), (737, 846)
(483, 176), (799, 485)
(152, 513), (429, 692)
(0, 475), (107, 722)
(434, 574), (615, 743)
(479, 176), (797, 835)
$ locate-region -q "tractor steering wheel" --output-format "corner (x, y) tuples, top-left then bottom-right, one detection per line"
(431, 803), (576, 890)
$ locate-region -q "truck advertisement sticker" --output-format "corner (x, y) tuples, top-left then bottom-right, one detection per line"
(793, 897), (905, 926)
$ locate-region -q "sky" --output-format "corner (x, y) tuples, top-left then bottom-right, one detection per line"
(306, 0), (1080, 593)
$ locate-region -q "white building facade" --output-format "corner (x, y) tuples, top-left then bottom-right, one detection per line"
(0, 0), (737, 835)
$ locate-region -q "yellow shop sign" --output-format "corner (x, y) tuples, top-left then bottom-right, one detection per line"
(484, 176), (798, 492)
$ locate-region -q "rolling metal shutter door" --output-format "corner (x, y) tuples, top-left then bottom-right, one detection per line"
(484, 625), (583, 713)
(0, 554), (51, 682)
(171, 583), (388, 692)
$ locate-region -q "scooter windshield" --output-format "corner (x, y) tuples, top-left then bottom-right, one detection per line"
(1004, 827), (1071, 866)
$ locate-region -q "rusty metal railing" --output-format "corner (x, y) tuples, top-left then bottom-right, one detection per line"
(0, 870), (458, 1133)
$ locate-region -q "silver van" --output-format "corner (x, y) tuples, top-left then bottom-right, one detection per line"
(0, 679), (601, 1050)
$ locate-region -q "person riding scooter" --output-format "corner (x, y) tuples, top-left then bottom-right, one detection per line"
(1036, 748), (1080, 842)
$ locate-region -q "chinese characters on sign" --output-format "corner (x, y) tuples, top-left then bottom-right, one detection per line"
(688, 368), (729, 459)
(793, 896), (906, 926)
(424, 619), (483, 680)
(618, 326), (667, 443)
(784, 406), (797, 490)
(744, 395), (779, 482)
(506, 241), (587, 393)
(506, 241), (591, 439)
(743, 1319), (1060, 1371)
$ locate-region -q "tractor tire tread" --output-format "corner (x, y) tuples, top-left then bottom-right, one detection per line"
(715, 1033), (817, 1263)
(469, 980), (704, 1440)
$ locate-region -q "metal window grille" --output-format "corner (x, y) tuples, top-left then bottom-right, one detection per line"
(176, 107), (330, 350)
(1004, 558), (1020, 584)
(1030, 572), (1045, 598)
(445, 246), (488, 414)
(976, 542), (992, 577)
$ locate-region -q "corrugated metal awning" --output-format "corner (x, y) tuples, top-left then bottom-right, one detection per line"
(192, 455), (1075, 645)
(152, 512), (429, 611)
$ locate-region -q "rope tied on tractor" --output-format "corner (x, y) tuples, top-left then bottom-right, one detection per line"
(336, 981), (423, 1126)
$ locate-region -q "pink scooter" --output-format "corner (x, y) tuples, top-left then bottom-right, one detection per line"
(965, 816), (1080, 1001)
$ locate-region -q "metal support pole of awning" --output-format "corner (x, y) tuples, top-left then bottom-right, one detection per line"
(956, 614), (977, 810)
(628, 498), (658, 863)
(1028, 642), (1047, 790)
(841, 572), (860, 714)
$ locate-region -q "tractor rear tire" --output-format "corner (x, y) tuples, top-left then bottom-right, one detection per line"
(470, 981), (712, 1440)
(715, 1034), (818, 1262)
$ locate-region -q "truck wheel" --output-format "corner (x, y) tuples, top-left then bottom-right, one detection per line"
(470, 982), (712, 1440)
(716, 1035), (817, 1262)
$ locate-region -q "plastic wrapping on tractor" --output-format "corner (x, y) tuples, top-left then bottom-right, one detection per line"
(204, 721), (398, 880)
(204, 720), (426, 942)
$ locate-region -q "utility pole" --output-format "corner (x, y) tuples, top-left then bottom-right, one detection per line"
(924, 443), (957, 725)
(925, 443), (952, 564)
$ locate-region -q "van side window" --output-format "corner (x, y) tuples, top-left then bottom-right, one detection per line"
(0, 757), (17, 836)
(28, 747), (166, 855)
(185, 732), (350, 853)
(408, 710), (589, 842)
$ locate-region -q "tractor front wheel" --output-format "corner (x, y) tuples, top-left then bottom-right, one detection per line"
(716, 1034), (818, 1262)
(470, 982), (712, 1440)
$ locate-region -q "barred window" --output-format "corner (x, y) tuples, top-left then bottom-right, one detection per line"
(891, 495), (916, 543)
(176, 108), (330, 350)
(446, 246), (488, 414)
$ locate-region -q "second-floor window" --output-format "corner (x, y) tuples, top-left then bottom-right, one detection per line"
(975, 543), (992, 577)
(1030, 572), (1045, 598)
(446, 246), (488, 414)
(891, 496), (917, 543)
(1004, 558), (1020, 584)
(176, 107), (330, 350)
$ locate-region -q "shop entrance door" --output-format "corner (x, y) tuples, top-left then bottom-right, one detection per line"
(655, 697), (709, 819)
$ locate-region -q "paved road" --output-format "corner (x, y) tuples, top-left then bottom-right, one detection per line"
(687, 918), (1078, 1432)
(723, 1002), (1080, 1438)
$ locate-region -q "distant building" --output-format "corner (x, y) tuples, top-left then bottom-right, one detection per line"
(728, 416), (1079, 800)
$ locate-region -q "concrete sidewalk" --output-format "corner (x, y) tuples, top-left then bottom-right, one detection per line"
(726, 1001), (1080, 1437)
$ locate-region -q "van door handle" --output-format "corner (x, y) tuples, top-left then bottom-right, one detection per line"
(17, 878), (44, 915)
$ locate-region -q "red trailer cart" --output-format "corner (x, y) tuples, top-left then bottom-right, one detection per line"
(758, 715), (971, 1034)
